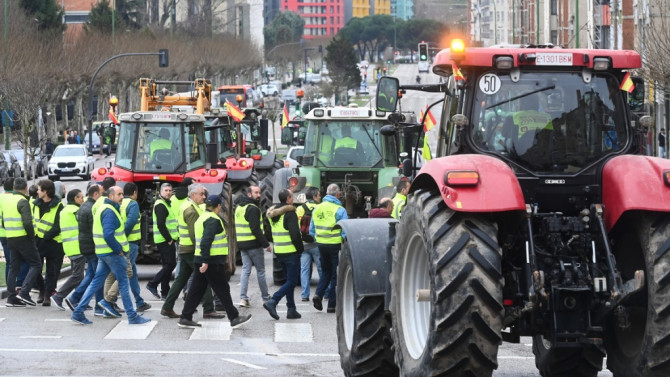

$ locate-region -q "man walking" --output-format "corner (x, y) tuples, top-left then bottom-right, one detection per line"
(5, 178), (42, 307)
(161, 184), (224, 319)
(32, 179), (64, 306)
(147, 183), (178, 299)
(177, 195), (251, 329)
(71, 186), (150, 325)
(0, 178), (28, 291)
(310, 184), (348, 313)
(297, 187), (322, 301)
(235, 185), (271, 307)
(264, 189), (304, 320)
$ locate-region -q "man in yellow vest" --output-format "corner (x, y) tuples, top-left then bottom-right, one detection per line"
(309, 183), (348, 313)
(162, 183), (224, 319)
(71, 186), (151, 325)
(150, 128), (173, 160)
(147, 183), (178, 299)
(177, 195), (252, 329)
(32, 179), (64, 306)
(0, 178), (28, 291)
(391, 180), (410, 219)
(263, 189), (304, 320)
(235, 185), (271, 308)
(50, 189), (85, 310)
(5, 178), (42, 307)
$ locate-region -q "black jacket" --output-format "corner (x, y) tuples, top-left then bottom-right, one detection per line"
(78, 197), (96, 255)
(266, 203), (304, 254)
(195, 210), (227, 265)
(235, 194), (270, 250)
(173, 186), (188, 202)
(33, 196), (63, 241)
(154, 196), (174, 243)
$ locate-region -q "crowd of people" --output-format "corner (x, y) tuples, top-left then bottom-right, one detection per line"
(1, 176), (410, 327)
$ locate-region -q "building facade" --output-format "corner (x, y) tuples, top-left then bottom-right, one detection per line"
(280, 0), (345, 39)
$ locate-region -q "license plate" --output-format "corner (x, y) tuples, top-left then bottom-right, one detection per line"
(535, 53), (573, 66)
(61, 168), (72, 172)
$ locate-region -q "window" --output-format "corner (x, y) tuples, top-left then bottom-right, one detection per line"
(550, 0), (558, 15)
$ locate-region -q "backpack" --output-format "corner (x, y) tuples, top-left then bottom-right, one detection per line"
(299, 203), (315, 243)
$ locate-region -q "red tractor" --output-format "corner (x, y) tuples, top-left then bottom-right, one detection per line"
(336, 41), (670, 377)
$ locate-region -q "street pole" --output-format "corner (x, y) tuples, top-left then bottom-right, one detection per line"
(3, 0), (9, 150)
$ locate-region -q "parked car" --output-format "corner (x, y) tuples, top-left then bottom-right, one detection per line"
(48, 144), (95, 181)
(2, 151), (21, 178)
(284, 146), (304, 168)
(83, 132), (109, 155)
(259, 84), (279, 97)
(13, 148), (49, 179)
(0, 152), (10, 183)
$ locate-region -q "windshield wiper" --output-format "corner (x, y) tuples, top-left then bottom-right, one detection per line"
(361, 124), (382, 158)
(485, 85), (556, 110)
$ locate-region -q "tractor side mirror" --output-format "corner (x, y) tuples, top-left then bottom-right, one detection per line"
(380, 124), (396, 136)
(376, 76), (400, 112)
(402, 158), (413, 177)
(281, 127), (293, 145)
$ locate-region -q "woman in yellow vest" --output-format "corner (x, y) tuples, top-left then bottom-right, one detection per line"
(263, 189), (305, 320)
(32, 179), (64, 306)
(177, 195), (251, 329)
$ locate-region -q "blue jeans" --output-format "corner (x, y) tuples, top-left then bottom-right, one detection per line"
(70, 254), (104, 304)
(239, 247), (270, 300)
(128, 243), (146, 306)
(315, 244), (340, 309)
(300, 247), (322, 299)
(272, 252), (300, 309)
(73, 252), (140, 321)
(1, 237), (28, 287)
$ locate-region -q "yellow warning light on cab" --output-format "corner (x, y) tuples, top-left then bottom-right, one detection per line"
(450, 39), (466, 62)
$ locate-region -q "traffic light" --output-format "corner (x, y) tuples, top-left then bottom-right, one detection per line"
(158, 49), (169, 67)
(418, 43), (428, 62)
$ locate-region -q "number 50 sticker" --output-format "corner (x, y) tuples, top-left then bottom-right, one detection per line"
(479, 73), (501, 95)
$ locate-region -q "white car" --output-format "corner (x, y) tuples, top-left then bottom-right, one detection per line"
(48, 144), (95, 181)
(284, 146), (304, 168)
(259, 84), (279, 97)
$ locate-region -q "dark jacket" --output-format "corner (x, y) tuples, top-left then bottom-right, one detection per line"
(173, 186), (188, 202)
(266, 203), (304, 254)
(33, 196), (63, 241)
(235, 194), (270, 250)
(154, 195), (174, 243)
(78, 197), (96, 255)
(16, 192), (35, 239)
(101, 198), (123, 254)
(196, 210), (227, 265)
(369, 208), (392, 218)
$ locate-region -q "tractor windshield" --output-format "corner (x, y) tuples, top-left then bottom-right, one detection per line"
(116, 121), (206, 172)
(304, 120), (385, 168)
(471, 71), (628, 174)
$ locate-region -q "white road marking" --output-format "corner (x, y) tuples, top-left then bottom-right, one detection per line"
(0, 348), (339, 357)
(274, 323), (312, 343)
(220, 358), (267, 370)
(20, 336), (62, 339)
(104, 320), (157, 339)
(189, 321), (232, 341)
(0, 318), (4, 322)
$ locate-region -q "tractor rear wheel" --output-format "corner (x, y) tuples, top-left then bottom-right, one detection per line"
(390, 189), (503, 376)
(336, 239), (397, 376)
(532, 335), (603, 377)
(605, 213), (670, 377)
(257, 159), (283, 184)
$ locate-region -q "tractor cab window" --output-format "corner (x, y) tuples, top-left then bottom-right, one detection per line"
(185, 124), (206, 170)
(219, 88), (245, 106)
(471, 71), (628, 174)
(116, 122), (137, 170)
(134, 123), (185, 172)
(304, 121), (384, 168)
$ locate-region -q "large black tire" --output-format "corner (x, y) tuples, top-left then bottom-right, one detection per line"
(532, 335), (603, 377)
(337, 239), (398, 376)
(260, 171), (275, 213)
(605, 213), (670, 377)
(220, 182), (236, 276)
(257, 159), (283, 184)
(390, 189), (503, 376)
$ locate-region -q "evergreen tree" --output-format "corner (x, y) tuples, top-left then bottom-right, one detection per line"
(264, 11), (305, 52)
(325, 35), (360, 103)
(20, 0), (65, 36)
(84, 0), (125, 35)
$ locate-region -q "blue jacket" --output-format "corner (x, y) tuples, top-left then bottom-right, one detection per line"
(123, 196), (140, 237)
(309, 195), (348, 239)
(101, 198), (123, 254)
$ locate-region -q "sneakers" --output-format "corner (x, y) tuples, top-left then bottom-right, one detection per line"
(239, 299), (251, 308)
(263, 299), (279, 320)
(6, 296), (26, 307)
(136, 303), (152, 312)
(98, 300), (122, 318)
(71, 313), (93, 325)
(327, 307), (336, 313)
(161, 309), (180, 318)
(178, 318), (202, 328)
(112, 302), (125, 314)
(51, 294), (65, 311)
(312, 296), (323, 311)
(287, 307), (302, 319)
(230, 314), (252, 329)
(18, 294), (37, 307)
(94, 308), (105, 317)
(64, 298), (77, 311)
(146, 283), (161, 299)
(128, 316), (151, 325)
(301, 297), (309, 302)
(203, 311), (226, 319)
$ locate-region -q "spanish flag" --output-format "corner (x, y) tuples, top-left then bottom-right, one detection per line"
(281, 102), (289, 129)
(420, 108), (433, 161)
(620, 72), (635, 93)
(108, 106), (118, 125)
(452, 63), (465, 81)
(226, 100), (245, 122)
(422, 107), (437, 132)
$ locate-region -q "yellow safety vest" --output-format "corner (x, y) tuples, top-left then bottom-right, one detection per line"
(270, 212), (297, 254)
(150, 138), (172, 158)
(391, 193), (406, 219)
(194, 211), (228, 257)
(3, 194), (29, 238)
(33, 200), (63, 243)
(512, 110), (553, 137)
(0, 193), (13, 238)
(92, 195), (106, 216)
(178, 199), (203, 247)
(296, 201), (317, 222)
(93, 203), (130, 255)
(235, 203), (260, 242)
(153, 198), (178, 244)
(312, 201), (343, 244)
(120, 198), (141, 242)
(171, 196), (186, 221)
(334, 137), (358, 150)
(60, 204), (80, 257)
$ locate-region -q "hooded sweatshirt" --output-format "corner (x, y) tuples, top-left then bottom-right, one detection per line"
(235, 194), (270, 250)
(266, 203), (304, 254)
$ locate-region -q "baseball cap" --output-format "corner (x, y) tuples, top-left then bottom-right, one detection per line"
(206, 195), (222, 206)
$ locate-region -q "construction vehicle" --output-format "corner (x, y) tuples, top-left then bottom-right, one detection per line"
(335, 41), (670, 377)
(92, 78), (238, 272)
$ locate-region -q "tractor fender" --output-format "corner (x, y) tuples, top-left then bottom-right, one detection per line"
(411, 154), (526, 212)
(200, 182), (225, 198)
(271, 167), (293, 203)
(602, 155), (670, 230)
(336, 218), (397, 296)
(225, 167), (254, 182)
(253, 151), (277, 170)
